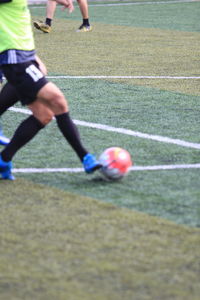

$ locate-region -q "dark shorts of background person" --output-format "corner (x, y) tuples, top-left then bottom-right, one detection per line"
(1, 60), (48, 106)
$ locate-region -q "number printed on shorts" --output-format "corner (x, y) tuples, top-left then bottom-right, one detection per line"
(25, 64), (43, 82)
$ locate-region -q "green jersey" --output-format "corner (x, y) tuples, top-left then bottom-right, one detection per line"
(0, 0), (35, 53)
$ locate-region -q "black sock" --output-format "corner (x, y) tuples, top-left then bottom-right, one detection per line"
(55, 112), (88, 161)
(1, 115), (45, 162)
(0, 83), (19, 115)
(46, 18), (52, 26)
(83, 19), (90, 26)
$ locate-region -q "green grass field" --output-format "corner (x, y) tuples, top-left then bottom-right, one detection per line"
(0, 1), (200, 299)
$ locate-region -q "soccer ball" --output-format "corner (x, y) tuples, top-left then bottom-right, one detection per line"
(99, 147), (133, 181)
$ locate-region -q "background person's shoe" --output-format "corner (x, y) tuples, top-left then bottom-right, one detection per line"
(33, 20), (51, 33)
(76, 24), (92, 32)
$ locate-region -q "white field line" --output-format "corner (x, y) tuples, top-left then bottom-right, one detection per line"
(47, 75), (200, 79)
(13, 168), (83, 173)
(86, 0), (199, 6)
(12, 163), (200, 174)
(4, 75), (200, 80)
(9, 107), (200, 150)
(29, 0), (199, 8)
(89, 0), (199, 6)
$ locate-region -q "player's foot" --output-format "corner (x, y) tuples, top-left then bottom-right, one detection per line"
(76, 24), (92, 32)
(83, 153), (101, 174)
(0, 154), (15, 180)
(0, 130), (10, 146)
(33, 20), (51, 33)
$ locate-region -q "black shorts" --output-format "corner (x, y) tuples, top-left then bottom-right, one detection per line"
(2, 61), (48, 105)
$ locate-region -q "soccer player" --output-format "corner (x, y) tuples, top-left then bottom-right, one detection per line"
(0, 70), (10, 146)
(0, 0), (101, 180)
(33, 0), (92, 33)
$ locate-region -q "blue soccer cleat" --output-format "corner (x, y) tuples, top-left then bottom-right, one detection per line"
(0, 154), (15, 180)
(83, 153), (102, 174)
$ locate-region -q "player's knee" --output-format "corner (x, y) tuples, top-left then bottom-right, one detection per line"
(35, 110), (54, 126)
(41, 111), (54, 125)
(52, 93), (68, 113)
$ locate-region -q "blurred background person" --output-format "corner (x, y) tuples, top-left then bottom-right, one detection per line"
(34, 0), (92, 33)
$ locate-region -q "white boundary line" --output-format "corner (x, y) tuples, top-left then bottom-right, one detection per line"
(9, 107), (200, 150)
(13, 168), (83, 173)
(4, 75), (200, 80)
(47, 75), (200, 80)
(12, 163), (200, 174)
(86, 0), (199, 6)
(132, 163), (200, 170)
(12, 164), (200, 174)
(29, 0), (199, 8)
